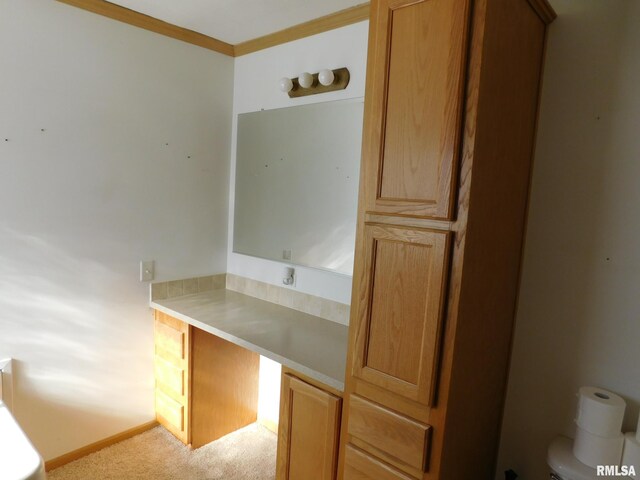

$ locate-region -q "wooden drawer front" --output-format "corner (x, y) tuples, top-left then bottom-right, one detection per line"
(362, 0), (470, 220)
(153, 311), (190, 445)
(351, 224), (450, 405)
(277, 374), (341, 480)
(155, 316), (185, 359)
(347, 395), (431, 472)
(154, 355), (184, 398)
(343, 445), (414, 480)
(155, 389), (184, 433)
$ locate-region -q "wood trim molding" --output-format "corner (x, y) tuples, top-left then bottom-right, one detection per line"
(56, 0), (235, 56)
(258, 416), (279, 435)
(45, 420), (158, 472)
(57, 0), (371, 58)
(233, 3), (371, 57)
(526, 0), (557, 24)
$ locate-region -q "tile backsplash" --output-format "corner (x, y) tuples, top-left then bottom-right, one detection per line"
(226, 274), (349, 325)
(151, 274), (226, 301)
(151, 273), (350, 325)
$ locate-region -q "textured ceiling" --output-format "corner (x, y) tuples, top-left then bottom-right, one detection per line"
(109, 0), (366, 44)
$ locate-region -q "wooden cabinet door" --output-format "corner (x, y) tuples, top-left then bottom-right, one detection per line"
(277, 374), (342, 480)
(361, 0), (470, 220)
(351, 224), (450, 406)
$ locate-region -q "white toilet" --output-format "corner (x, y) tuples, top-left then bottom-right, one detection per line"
(548, 436), (624, 480)
(0, 401), (46, 480)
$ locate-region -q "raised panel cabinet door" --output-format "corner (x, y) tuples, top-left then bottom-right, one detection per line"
(277, 374), (342, 480)
(362, 0), (471, 219)
(351, 224), (450, 406)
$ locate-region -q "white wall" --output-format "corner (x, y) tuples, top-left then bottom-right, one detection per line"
(227, 21), (370, 305)
(497, 1), (640, 477)
(0, 0), (233, 460)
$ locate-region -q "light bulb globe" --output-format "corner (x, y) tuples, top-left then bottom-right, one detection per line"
(298, 72), (314, 89)
(279, 77), (293, 93)
(318, 69), (335, 86)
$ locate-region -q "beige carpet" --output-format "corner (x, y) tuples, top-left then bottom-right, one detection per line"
(48, 424), (277, 480)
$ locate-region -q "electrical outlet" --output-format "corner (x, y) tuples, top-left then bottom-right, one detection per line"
(282, 249), (291, 260)
(140, 260), (154, 282)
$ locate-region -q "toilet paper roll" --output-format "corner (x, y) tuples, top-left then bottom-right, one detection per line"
(622, 432), (640, 478)
(573, 425), (624, 469)
(576, 386), (626, 437)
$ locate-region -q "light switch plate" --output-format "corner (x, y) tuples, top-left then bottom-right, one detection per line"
(140, 260), (154, 282)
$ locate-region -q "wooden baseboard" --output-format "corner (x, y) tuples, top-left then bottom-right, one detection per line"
(45, 420), (158, 472)
(258, 417), (279, 435)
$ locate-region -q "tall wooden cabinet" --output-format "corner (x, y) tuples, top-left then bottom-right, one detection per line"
(339, 0), (555, 478)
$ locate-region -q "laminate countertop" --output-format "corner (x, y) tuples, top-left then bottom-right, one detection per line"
(150, 289), (349, 391)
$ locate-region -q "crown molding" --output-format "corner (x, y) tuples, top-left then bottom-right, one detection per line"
(56, 0), (235, 56)
(527, 0), (557, 25)
(234, 3), (370, 57)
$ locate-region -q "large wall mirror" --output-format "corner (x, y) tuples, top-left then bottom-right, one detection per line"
(233, 98), (364, 275)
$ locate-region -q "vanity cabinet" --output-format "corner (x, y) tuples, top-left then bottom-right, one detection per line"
(339, 0), (556, 478)
(154, 311), (191, 444)
(153, 310), (260, 448)
(276, 370), (343, 480)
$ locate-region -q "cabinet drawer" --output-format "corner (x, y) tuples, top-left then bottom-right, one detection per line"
(155, 319), (186, 359)
(155, 389), (184, 432)
(154, 355), (185, 397)
(347, 395), (431, 472)
(343, 445), (414, 480)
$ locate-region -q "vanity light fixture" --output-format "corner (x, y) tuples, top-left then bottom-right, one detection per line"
(279, 68), (350, 98)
